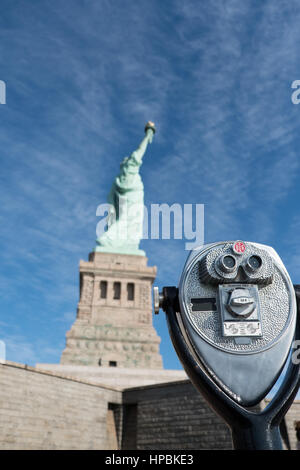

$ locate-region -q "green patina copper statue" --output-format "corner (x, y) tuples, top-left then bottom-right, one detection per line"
(95, 121), (156, 256)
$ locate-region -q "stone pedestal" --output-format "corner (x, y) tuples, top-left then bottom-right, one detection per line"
(60, 252), (163, 369)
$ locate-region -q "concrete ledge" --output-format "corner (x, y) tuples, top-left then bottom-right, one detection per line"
(1, 361), (121, 391)
(35, 363), (187, 389)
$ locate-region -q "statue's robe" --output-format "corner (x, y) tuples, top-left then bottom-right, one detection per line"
(95, 131), (153, 255)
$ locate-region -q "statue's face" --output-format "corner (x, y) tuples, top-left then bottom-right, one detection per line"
(120, 157), (128, 166)
(120, 157), (129, 174)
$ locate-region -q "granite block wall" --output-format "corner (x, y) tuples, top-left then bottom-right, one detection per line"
(0, 362), (299, 450)
(123, 380), (233, 450)
(0, 361), (122, 450)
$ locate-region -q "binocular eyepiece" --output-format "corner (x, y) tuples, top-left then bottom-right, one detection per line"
(199, 241), (273, 285)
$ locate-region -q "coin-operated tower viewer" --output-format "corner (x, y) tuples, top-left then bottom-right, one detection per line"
(154, 240), (300, 449)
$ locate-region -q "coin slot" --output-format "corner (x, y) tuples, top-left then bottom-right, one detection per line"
(191, 297), (217, 312)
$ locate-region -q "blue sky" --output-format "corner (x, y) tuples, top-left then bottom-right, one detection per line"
(0, 0), (300, 395)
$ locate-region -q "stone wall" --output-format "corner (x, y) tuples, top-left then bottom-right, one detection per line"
(0, 361), (298, 450)
(122, 381), (300, 450)
(122, 380), (233, 450)
(0, 361), (122, 450)
(278, 400), (300, 450)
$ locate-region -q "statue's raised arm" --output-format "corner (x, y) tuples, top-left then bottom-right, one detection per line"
(95, 122), (156, 256)
(131, 121), (156, 165)
(118, 121), (156, 178)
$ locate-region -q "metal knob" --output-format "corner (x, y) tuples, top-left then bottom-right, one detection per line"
(226, 288), (256, 318)
(153, 286), (164, 314)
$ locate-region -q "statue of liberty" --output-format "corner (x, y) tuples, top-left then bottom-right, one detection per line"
(95, 121), (156, 256)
